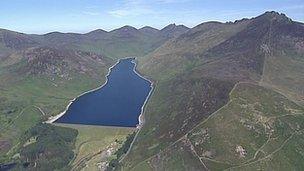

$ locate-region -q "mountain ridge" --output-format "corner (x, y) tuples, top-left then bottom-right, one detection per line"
(121, 11), (304, 170)
(0, 11), (304, 171)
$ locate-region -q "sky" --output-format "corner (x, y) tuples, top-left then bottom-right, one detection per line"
(0, 0), (303, 34)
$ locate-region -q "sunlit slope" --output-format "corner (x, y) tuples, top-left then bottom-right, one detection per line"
(54, 124), (134, 171)
(122, 11), (304, 170)
(189, 83), (304, 170)
(259, 20), (304, 105)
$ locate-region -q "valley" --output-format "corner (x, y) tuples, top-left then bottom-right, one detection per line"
(0, 11), (303, 171)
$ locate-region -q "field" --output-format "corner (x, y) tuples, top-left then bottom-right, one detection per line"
(55, 123), (135, 171)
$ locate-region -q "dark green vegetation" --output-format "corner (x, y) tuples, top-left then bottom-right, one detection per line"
(53, 124), (134, 171)
(121, 12), (304, 170)
(1, 11), (303, 171)
(16, 123), (78, 170)
(107, 132), (136, 170)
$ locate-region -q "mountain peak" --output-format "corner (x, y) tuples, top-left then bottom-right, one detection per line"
(161, 23), (176, 31)
(86, 29), (107, 35)
(43, 31), (63, 36)
(160, 24), (189, 38)
(258, 11), (292, 23)
(139, 26), (159, 34)
(109, 25), (139, 38)
(111, 25), (138, 33)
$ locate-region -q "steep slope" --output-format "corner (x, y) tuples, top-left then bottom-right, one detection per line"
(139, 20), (250, 80)
(160, 24), (190, 38)
(122, 11), (304, 170)
(0, 29), (38, 58)
(258, 14), (304, 105)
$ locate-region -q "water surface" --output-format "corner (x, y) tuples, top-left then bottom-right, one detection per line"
(55, 58), (152, 127)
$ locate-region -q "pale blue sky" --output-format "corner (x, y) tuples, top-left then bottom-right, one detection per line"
(1, 0), (303, 34)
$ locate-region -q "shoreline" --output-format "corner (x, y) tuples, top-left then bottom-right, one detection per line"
(118, 58), (155, 163)
(45, 98), (75, 123)
(45, 59), (120, 123)
(46, 57), (153, 127)
(131, 59), (154, 129)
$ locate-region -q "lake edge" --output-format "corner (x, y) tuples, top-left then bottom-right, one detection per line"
(46, 57), (153, 128)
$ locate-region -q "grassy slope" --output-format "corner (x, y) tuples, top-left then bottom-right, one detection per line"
(75, 35), (166, 60)
(189, 83), (304, 170)
(138, 20), (251, 81)
(122, 18), (257, 170)
(122, 12), (304, 170)
(0, 60), (113, 163)
(260, 45), (304, 106)
(55, 124), (134, 171)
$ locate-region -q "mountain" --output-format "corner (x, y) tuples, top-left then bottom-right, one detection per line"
(121, 11), (304, 170)
(0, 29), (38, 50)
(160, 23), (190, 38)
(84, 29), (108, 39)
(8, 47), (111, 78)
(0, 34), (113, 169)
(0, 29), (38, 58)
(0, 23), (189, 168)
(1, 11), (303, 171)
(109, 25), (140, 37)
(139, 26), (160, 35)
(1, 24), (190, 60)
(3, 24), (188, 60)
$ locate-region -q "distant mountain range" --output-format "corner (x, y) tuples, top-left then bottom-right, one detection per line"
(0, 24), (189, 59)
(0, 23), (189, 80)
(0, 11), (304, 171)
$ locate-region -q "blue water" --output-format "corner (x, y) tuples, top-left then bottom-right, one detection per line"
(0, 163), (16, 170)
(55, 58), (152, 127)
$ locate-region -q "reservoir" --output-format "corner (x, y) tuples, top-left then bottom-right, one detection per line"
(55, 58), (152, 127)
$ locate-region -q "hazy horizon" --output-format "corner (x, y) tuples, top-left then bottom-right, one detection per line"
(1, 0), (304, 34)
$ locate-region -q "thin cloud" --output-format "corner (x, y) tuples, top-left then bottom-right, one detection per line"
(108, 7), (154, 17)
(108, 0), (154, 17)
(83, 11), (101, 16)
(108, 0), (189, 18)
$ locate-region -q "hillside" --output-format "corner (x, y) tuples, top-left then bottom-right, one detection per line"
(0, 29), (38, 58)
(0, 23), (189, 169)
(121, 11), (304, 170)
(0, 11), (303, 171)
(0, 44), (113, 168)
(29, 24), (189, 59)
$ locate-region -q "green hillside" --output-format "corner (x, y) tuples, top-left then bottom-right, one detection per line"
(0, 11), (303, 171)
(0, 23), (188, 169)
(121, 11), (304, 170)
